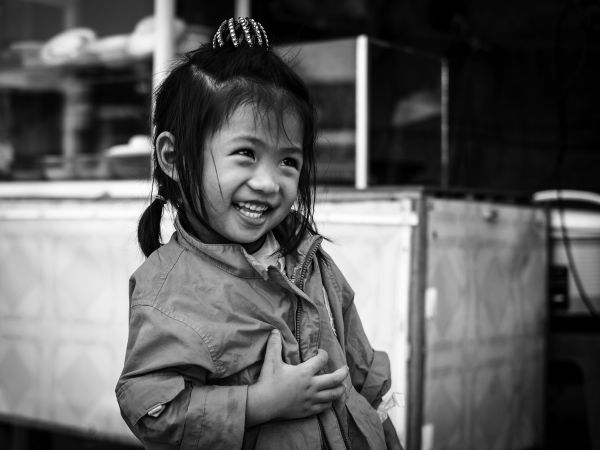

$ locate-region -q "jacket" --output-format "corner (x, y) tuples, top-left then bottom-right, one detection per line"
(116, 215), (391, 449)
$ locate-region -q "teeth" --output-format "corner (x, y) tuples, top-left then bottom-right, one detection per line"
(234, 201), (270, 219)
(236, 201), (268, 212)
(239, 209), (262, 219)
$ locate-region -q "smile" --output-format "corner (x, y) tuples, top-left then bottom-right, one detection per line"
(233, 201), (270, 219)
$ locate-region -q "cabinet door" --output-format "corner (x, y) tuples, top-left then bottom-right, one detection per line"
(423, 199), (547, 450)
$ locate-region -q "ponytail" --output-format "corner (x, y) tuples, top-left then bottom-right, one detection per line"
(137, 196), (166, 257)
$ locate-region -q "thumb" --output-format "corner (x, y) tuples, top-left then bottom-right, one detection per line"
(263, 329), (283, 368)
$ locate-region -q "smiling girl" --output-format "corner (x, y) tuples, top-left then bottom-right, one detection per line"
(116, 18), (399, 450)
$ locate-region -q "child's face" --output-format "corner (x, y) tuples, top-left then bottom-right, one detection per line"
(200, 103), (303, 245)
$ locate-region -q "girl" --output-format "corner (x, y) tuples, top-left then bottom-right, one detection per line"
(116, 17), (400, 450)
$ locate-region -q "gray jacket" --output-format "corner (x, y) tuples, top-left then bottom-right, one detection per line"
(116, 216), (390, 449)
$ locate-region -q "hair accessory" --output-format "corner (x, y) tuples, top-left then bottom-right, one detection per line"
(154, 194), (167, 204)
(212, 17), (270, 49)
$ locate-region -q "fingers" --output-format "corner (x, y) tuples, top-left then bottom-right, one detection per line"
(262, 329), (283, 368)
(313, 365), (349, 391)
(306, 402), (333, 416)
(311, 365), (349, 407)
(313, 384), (347, 404)
(301, 348), (328, 374)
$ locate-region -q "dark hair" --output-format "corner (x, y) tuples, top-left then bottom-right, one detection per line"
(137, 42), (318, 257)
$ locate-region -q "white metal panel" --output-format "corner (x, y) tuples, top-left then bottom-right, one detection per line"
(0, 200), (145, 443)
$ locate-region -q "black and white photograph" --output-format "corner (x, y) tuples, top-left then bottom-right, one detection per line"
(1, 1), (599, 449)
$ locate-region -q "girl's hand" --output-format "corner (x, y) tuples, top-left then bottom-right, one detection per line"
(246, 329), (349, 427)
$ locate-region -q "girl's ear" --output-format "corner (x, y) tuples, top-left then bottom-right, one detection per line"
(156, 131), (179, 181)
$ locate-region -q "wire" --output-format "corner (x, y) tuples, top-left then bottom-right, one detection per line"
(556, 192), (599, 316)
(552, 0), (598, 316)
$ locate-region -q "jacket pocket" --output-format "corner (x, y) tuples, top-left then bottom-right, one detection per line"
(345, 386), (387, 450)
(117, 373), (188, 445)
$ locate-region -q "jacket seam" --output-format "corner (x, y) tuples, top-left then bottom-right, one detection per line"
(130, 303), (224, 375)
(327, 266), (357, 316)
(197, 383), (209, 450)
(151, 247), (186, 306)
(191, 249), (263, 279)
(321, 256), (350, 313)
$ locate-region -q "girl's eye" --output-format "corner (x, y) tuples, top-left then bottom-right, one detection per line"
(235, 148), (255, 159)
(282, 157), (301, 169)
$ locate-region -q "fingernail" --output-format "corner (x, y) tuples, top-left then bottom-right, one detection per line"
(272, 329), (280, 335)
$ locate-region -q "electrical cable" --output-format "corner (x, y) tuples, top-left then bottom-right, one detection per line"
(556, 192), (599, 316)
(552, 0), (599, 317)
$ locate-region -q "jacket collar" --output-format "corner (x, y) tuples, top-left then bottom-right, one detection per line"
(173, 213), (322, 280)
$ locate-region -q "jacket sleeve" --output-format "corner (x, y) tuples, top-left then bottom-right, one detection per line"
(320, 252), (392, 409)
(115, 304), (248, 450)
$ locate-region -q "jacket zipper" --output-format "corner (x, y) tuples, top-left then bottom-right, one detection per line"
(295, 301), (304, 362)
(296, 238), (322, 291)
(333, 406), (351, 449)
(294, 239), (350, 450)
(293, 238), (322, 363)
(318, 417), (331, 450)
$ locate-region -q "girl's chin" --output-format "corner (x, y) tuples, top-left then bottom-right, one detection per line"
(221, 227), (268, 250)
(241, 235), (267, 254)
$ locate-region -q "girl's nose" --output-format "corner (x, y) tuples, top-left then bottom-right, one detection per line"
(247, 167), (280, 194)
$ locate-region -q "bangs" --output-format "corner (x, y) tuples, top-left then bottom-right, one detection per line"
(209, 80), (313, 149)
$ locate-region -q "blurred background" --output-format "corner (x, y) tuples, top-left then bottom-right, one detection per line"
(0, 0), (599, 449)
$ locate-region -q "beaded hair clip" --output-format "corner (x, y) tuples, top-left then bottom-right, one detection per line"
(212, 17), (270, 50)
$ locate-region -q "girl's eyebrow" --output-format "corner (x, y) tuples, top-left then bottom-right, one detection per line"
(232, 134), (302, 154)
(281, 146), (303, 156)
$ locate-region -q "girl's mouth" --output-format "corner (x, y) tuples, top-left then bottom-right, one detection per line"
(233, 201), (270, 219)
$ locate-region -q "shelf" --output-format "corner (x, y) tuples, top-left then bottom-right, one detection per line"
(0, 179), (151, 199)
(0, 55), (151, 91)
(0, 67), (66, 91)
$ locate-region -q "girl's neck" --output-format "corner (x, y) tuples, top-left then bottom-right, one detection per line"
(182, 208), (266, 254)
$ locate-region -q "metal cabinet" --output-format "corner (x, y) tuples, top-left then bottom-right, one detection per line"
(0, 184), (547, 449)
